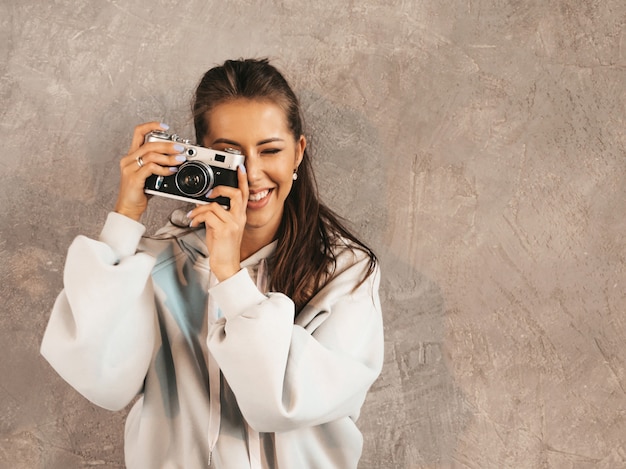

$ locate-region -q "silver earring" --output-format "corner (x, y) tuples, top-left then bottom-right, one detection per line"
(292, 171), (298, 181)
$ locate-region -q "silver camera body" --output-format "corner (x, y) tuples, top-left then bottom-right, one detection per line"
(143, 130), (244, 207)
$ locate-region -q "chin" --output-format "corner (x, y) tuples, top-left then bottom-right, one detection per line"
(245, 207), (284, 234)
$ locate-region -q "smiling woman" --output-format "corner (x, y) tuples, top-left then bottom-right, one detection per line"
(40, 58), (383, 469)
(195, 98), (306, 265)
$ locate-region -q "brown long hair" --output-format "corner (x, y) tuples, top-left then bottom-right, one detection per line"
(193, 58), (376, 313)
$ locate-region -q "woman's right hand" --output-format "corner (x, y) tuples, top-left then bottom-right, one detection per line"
(114, 122), (187, 221)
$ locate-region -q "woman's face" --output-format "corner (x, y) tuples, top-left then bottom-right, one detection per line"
(203, 98), (305, 239)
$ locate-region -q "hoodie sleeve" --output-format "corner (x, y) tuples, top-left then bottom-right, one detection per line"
(207, 250), (383, 433)
(40, 212), (157, 411)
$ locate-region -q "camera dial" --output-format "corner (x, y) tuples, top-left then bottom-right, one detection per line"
(170, 134), (191, 145)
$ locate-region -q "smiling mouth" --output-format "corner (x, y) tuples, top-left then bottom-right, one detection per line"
(248, 189), (272, 202)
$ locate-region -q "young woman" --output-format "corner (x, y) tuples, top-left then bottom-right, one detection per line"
(41, 58), (383, 469)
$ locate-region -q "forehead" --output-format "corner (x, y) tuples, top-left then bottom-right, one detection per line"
(206, 99), (290, 140)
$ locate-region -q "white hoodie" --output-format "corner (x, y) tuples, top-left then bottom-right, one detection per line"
(41, 212), (384, 469)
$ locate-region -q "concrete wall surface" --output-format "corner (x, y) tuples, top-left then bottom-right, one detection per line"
(1, 0), (625, 468)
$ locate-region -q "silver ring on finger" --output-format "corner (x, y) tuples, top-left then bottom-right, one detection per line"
(136, 156), (144, 168)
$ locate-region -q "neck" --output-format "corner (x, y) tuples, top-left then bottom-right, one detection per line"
(240, 228), (277, 261)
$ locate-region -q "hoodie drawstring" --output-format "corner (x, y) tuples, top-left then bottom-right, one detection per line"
(244, 259), (266, 469)
(207, 271), (221, 467)
(207, 259), (267, 469)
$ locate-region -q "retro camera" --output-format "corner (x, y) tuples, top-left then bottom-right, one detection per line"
(143, 130), (244, 208)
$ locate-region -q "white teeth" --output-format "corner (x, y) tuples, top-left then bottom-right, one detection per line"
(248, 189), (270, 202)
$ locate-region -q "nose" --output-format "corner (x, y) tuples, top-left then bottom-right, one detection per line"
(243, 152), (261, 182)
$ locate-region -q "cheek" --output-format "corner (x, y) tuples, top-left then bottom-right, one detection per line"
(269, 158), (297, 184)
(277, 178), (294, 196)
(274, 171), (295, 198)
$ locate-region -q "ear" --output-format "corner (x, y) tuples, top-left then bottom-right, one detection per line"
(294, 135), (306, 169)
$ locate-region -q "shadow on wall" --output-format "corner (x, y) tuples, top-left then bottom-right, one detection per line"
(300, 91), (471, 468)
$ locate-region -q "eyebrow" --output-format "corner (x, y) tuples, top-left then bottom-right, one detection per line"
(211, 137), (285, 146)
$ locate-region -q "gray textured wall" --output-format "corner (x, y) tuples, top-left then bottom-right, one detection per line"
(1, 1), (625, 468)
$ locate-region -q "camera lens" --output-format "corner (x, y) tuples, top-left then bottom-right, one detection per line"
(175, 162), (214, 197)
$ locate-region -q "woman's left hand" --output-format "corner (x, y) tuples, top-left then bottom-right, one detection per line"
(187, 165), (248, 281)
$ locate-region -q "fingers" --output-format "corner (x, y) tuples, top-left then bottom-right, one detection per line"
(188, 203), (230, 229)
(203, 164), (249, 210)
(188, 167), (247, 222)
(114, 122), (183, 221)
(187, 165), (249, 222)
(121, 143), (187, 177)
(187, 192), (239, 228)
(123, 121), (186, 179)
(129, 122), (169, 154)
(237, 164), (249, 201)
